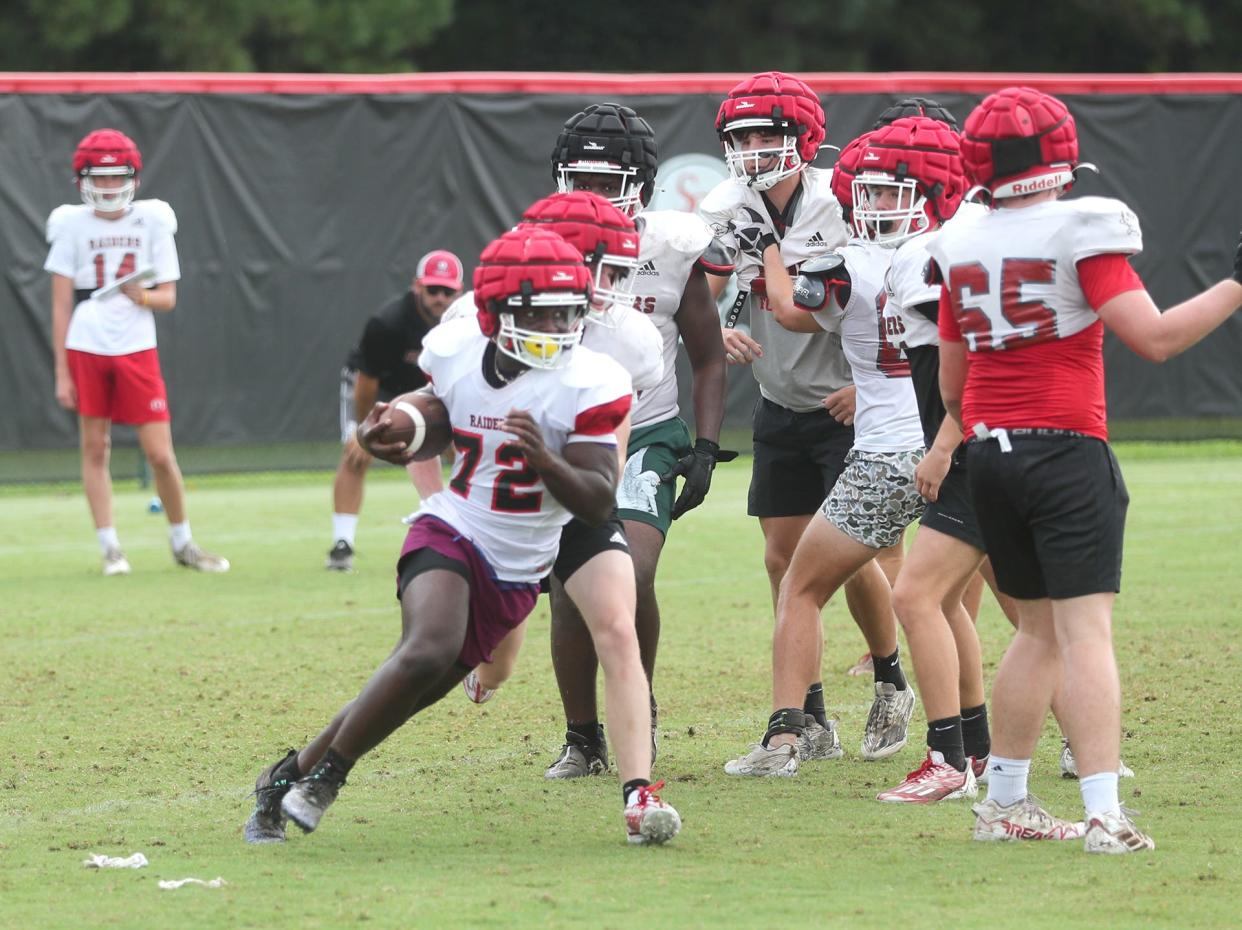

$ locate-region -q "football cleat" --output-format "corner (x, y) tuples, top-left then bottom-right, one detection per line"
(102, 546), (131, 577)
(625, 780), (681, 846)
(1060, 738), (1135, 779)
(173, 541), (230, 573)
(972, 796), (1086, 842)
(877, 750), (978, 804)
(861, 682), (916, 761)
(461, 669), (496, 704)
(650, 693), (659, 766)
(724, 741), (799, 777)
(281, 768), (344, 834)
(544, 730), (608, 779)
(1084, 809), (1156, 854)
(324, 539), (354, 572)
(243, 749), (299, 844)
(798, 719), (844, 762)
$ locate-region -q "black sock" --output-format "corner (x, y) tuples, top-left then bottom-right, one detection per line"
(622, 778), (650, 806)
(961, 703), (991, 761)
(568, 720), (604, 745)
(927, 716), (967, 772)
(316, 748), (355, 786)
(803, 683), (829, 729)
(873, 648), (908, 691)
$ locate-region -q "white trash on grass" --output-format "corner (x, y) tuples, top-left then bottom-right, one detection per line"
(158, 877), (228, 890)
(83, 852), (148, 869)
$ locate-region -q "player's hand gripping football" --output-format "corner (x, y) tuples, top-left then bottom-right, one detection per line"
(357, 402), (415, 466)
(659, 438), (739, 519)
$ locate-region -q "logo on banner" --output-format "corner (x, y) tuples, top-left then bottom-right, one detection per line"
(649, 153), (730, 214)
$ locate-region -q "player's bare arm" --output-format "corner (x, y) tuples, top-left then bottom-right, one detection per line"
(938, 338), (968, 431)
(1095, 236), (1242, 362)
(674, 267), (727, 445)
(503, 409), (617, 526)
(915, 414), (963, 503)
(119, 280), (176, 311)
(762, 242), (819, 334)
(50, 274), (77, 410)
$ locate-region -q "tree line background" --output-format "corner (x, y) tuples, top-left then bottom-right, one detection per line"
(3, 0), (1239, 73)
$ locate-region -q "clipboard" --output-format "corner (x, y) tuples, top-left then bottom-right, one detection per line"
(91, 266), (157, 301)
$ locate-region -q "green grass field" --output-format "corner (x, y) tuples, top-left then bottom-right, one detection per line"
(3, 445), (1240, 929)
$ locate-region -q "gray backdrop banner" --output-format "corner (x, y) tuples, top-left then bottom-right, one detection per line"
(2, 87), (1239, 455)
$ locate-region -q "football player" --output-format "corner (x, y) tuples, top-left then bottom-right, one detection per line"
(699, 72), (902, 762)
(723, 118), (957, 776)
(245, 226), (680, 846)
(45, 128), (228, 576)
(542, 103), (730, 778)
(932, 86), (1242, 851)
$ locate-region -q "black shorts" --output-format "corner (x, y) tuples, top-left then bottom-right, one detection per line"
(749, 397), (855, 518)
(919, 452), (985, 551)
(551, 510), (630, 585)
(966, 434), (1129, 600)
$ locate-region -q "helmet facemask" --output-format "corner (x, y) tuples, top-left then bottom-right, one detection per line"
(586, 252), (639, 326)
(79, 166), (137, 212)
(496, 294), (589, 369)
(556, 162), (646, 217)
(851, 174), (931, 247)
(722, 125), (802, 191)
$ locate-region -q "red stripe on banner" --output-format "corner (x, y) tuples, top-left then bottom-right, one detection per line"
(1, 72), (1241, 95)
(573, 394), (632, 437)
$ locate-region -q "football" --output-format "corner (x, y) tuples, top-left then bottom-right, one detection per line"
(382, 391), (452, 461)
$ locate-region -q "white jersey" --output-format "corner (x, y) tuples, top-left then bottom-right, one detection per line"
(442, 290), (662, 394)
(627, 210), (713, 427)
(884, 202), (988, 350)
(926, 197), (1142, 352)
(699, 167), (853, 411)
(44, 200), (180, 356)
(810, 241), (923, 453)
(413, 318), (632, 582)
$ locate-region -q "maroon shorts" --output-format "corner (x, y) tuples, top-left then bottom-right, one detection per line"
(396, 515), (539, 669)
(67, 348), (170, 425)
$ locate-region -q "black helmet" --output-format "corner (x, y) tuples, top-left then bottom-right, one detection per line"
(551, 103), (659, 215)
(874, 96), (959, 132)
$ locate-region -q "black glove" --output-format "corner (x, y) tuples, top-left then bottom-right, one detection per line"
(734, 207), (778, 259)
(659, 438), (739, 520)
(1233, 231), (1242, 285)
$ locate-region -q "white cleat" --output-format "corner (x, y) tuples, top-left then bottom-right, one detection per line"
(972, 795), (1086, 842)
(1060, 739), (1135, 779)
(102, 546), (131, 576)
(1084, 809), (1156, 854)
(724, 742), (798, 777)
(625, 781), (681, 846)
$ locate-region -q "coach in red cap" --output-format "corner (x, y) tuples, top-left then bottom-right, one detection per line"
(326, 249), (465, 572)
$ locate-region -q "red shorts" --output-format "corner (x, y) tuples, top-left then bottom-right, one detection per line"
(396, 515), (539, 669)
(67, 348), (170, 425)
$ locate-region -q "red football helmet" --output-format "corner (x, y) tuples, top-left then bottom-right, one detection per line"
(831, 130), (878, 221)
(715, 71), (826, 191)
(519, 192), (640, 326)
(73, 128), (142, 212)
(852, 117), (965, 247)
(473, 227), (592, 369)
(960, 87), (1079, 199)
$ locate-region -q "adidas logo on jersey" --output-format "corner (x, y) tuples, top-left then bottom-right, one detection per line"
(807, 231), (828, 248)
(636, 260), (659, 276)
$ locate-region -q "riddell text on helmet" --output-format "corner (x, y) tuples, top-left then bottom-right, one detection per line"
(1007, 172), (1072, 195)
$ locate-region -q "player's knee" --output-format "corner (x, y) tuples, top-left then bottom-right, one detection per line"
(145, 447), (178, 474)
(391, 637), (457, 684)
(81, 433), (110, 465)
(763, 544), (794, 586)
(588, 612), (640, 660)
(890, 579), (927, 630)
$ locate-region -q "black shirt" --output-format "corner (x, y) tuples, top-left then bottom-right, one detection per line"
(345, 292), (432, 398)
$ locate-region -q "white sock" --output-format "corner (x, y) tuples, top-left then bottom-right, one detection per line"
(97, 526), (120, 554)
(169, 521), (192, 552)
(1080, 771), (1121, 817)
(985, 756), (1030, 807)
(332, 513), (359, 546)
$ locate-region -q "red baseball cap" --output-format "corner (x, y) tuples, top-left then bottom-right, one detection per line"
(415, 249), (464, 290)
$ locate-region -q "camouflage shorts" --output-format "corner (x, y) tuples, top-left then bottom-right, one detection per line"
(821, 448), (926, 549)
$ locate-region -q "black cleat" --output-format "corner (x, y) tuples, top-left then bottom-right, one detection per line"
(325, 540), (355, 572)
(244, 749), (300, 844)
(544, 730), (609, 779)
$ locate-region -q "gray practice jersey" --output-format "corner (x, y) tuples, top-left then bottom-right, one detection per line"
(627, 209), (713, 429)
(699, 166), (853, 412)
